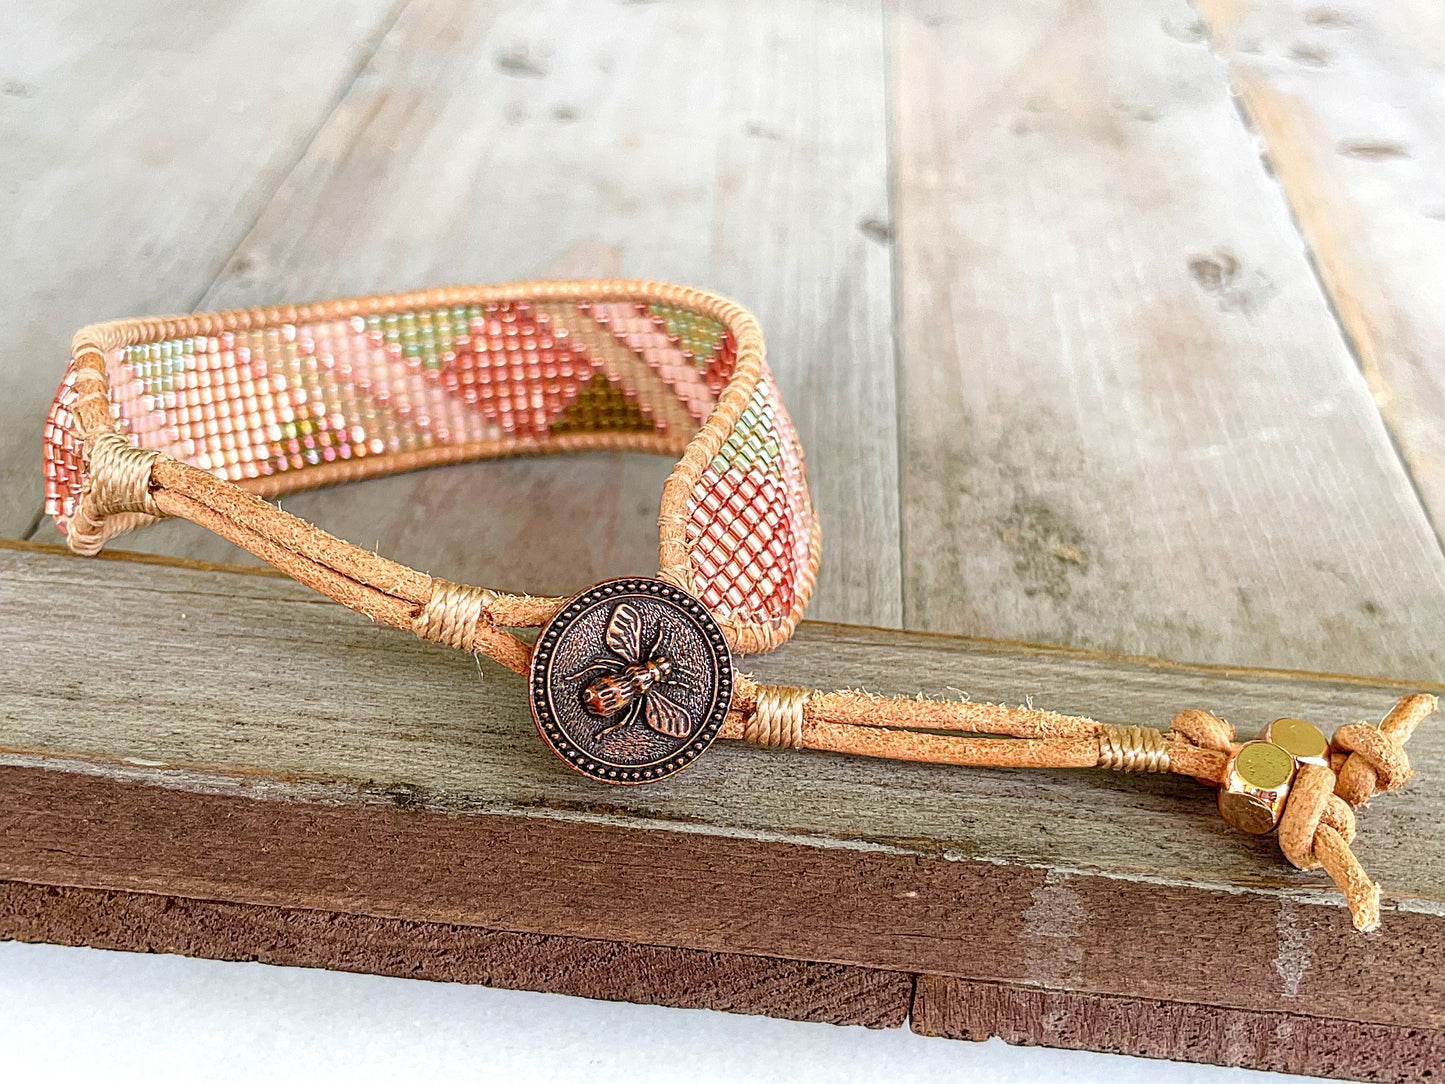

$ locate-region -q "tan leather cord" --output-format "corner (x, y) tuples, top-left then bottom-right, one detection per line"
(1277, 763), (1377, 930)
(66, 435), (537, 672)
(1332, 693), (1433, 805)
(1169, 708), (1237, 754)
(724, 674), (1221, 776)
(726, 681), (1433, 930)
(52, 281), (1436, 935)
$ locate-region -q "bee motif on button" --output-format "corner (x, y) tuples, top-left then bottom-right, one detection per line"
(566, 601), (699, 740)
(528, 577), (733, 784)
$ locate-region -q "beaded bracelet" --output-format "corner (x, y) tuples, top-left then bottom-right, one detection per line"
(43, 280), (1433, 932)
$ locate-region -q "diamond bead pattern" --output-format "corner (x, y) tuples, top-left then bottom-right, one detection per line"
(44, 294), (813, 640)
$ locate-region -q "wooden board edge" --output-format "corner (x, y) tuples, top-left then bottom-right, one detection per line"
(0, 878), (913, 1030)
(911, 973), (1444, 1083)
(6, 763), (1443, 1036)
(7, 536), (1442, 694)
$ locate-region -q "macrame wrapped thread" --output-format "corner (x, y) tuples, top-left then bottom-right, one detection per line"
(67, 432), (166, 556)
(743, 685), (810, 749)
(1096, 724), (1171, 773)
(413, 578), (531, 676)
(413, 579), (494, 653)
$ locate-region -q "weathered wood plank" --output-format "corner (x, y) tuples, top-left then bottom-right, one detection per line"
(911, 975), (1445, 1083)
(891, 0), (1445, 680)
(86, 0), (901, 627)
(0, 0), (404, 536)
(2, 543), (1440, 1053)
(0, 881), (912, 1028)
(1195, 0), (1445, 539)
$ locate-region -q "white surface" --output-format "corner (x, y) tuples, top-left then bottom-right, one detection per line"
(0, 940), (1331, 1083)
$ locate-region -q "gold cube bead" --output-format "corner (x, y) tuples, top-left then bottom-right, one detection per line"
(1218, 740), (1297, 834)
(1259, 716), (1330, 769)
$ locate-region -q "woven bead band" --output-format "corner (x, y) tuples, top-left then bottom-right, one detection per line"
(44, 281), (819, 655)
(43, 279), (1435, 934)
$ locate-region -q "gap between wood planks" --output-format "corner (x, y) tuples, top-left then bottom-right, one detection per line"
(1188, 0), (1445, 558)
(49, 0), (901, 628)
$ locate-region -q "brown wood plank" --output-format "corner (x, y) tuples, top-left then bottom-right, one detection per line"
(911, 975), (1445, 1083)
(83, 0), (901, 628)
(2, 541), (1441, 1079)
(1195, 0), (1445, 539)
(0, 0), (404, 537)
(890, 0), (1445, 680)
(0, 881), (911, 1028)
(6, 763), (1444, 1034)
(7, 540), (1442, 891)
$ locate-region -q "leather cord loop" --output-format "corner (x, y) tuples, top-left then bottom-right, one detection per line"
(1333, 723), (1411, 794)
(1333, 695), (1434, 807)
(1169, 708), (1236, 754)
(1278, 763), (1378, 930)
(1279, 763), (1359, 868)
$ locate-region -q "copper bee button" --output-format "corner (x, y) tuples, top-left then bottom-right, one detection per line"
(528, 577), (733, 784)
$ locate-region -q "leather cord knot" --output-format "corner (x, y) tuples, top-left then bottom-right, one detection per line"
(1331, 695), (1433, 806)
(1169, 708), (1236, 753)
(1333, 724), (1410, 794)
(1167, 708), (1236, 785)
(744, 685), (810, 749)
(69, 431), (165, 556)
(1279, 763), (1358, 866)
(1278, 763), (1378, 930)
(1274, 695), (1436, 932)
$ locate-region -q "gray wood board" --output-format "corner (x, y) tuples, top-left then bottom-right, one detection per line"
(0, 0), (404, 535)
(72, 0), (901, 628)
(1197, 0), (1445, 538)
(3, 542), (1439, 914)
(891, 0), (1445, 681)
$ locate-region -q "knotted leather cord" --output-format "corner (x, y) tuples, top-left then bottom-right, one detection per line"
(56, 283), (1436, 934)
(726, 681), (1432, 932)
(71, 395), (1435, 929)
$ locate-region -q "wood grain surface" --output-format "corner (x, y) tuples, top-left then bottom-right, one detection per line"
(1197, 0), (1445, 535)
(1, 541), (1441, 1075)
(0, 0), (404, 536)
(891, 0), (1445, 680)
(7, 0), (1445, 1077)
(911, 975), (1445, 1082)
(0, 881), (913, 1029)
(51, 0), (901, 629)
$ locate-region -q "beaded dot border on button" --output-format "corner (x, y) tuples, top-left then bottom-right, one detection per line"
(528, 577), (734, 784)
